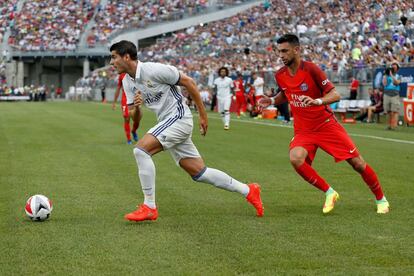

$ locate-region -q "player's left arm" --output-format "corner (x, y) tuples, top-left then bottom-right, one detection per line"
(301, 88), (340, 106)
(178, 72), (208, 136)
(301, 63), (340, 106)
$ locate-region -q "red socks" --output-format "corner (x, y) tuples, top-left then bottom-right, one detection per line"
(360, 164), (384, 200)
(295, 163), (330, 192)
(124, 122), (131, 141)
(295, 162), (384, 200)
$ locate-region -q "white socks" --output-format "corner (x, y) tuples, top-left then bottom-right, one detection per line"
(224, 111), (230, 127)
(133, 147), (156, 209)
(193, 167), (249, 196)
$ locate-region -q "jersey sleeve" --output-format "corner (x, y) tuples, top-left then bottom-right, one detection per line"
(151, 63), (180, 85)
(117, 74), (123, 88)
(307, 63), (335, 95)
(122, 78), (135, 105)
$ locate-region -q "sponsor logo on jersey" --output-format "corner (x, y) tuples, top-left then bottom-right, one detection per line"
(300, 83), (308, 91)
(145, 92), (164, 105)
(322, 79), (330, 86)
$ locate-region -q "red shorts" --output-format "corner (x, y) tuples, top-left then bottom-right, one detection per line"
(290, 120), (359, 164)
(121, 104), (129, 118)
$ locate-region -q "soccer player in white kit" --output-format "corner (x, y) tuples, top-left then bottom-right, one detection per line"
(213, 67), (234, 130)
(109, 41), (263, 221)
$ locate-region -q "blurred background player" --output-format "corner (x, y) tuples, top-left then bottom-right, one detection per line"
(112, 72), (139, 144)
(109, 40), (263, 221)
(233, 72), (247, 118)
(260, 34), (389, 214)
(213, 67), (234, 130)
(252, 71), (265, 119)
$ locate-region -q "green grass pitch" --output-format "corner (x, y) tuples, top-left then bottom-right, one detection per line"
(1, 102), (413, 274)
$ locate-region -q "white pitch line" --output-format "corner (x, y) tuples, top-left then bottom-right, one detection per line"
(207, 114), (414, 145)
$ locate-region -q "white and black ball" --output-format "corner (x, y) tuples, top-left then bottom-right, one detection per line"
(25, 195), (53, 221)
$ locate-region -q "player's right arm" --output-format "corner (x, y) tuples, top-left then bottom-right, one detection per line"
(259, 89), (288, 108)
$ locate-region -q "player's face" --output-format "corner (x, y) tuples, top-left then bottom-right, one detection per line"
(110, 51), (127, 73)
(219, 69), (226, 77)
(277, 42), (299, 66)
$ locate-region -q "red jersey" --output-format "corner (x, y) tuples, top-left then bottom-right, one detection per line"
(233, 79), (245, 95)
(350, 79), (359, 90)
(118, 73), (127, 105)
(275, 61), (335, 133)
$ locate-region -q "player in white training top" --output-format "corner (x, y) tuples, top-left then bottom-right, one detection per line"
(213, 67), (234, 130)
(109, 40), (263, 221)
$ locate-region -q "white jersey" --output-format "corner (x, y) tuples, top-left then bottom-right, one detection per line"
(214, 77), (234, 99)
(122, 61), (192, 122)
(253, 77), (264, 96)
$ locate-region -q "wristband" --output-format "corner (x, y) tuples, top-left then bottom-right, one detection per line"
(270, 97), (275, 105)
(315, 98), (323, 105)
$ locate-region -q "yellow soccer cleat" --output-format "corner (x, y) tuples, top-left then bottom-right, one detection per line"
(323, 191), (339, 214)
(376, 200), (390, 214)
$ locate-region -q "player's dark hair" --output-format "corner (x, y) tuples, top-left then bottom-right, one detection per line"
(276, 34), (300, 46)
(110, 40), (138, 60)
(218, 67), (229, 76)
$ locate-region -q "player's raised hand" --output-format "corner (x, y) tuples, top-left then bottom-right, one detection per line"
(133, 91), (143, 107)
(258, 96), (272, 108)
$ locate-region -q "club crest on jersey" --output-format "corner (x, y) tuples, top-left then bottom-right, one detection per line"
(300, 83), (308, 92)
(146, 80), (154, 88)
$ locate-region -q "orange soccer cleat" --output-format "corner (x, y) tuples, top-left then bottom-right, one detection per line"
(246, 183), (264, 217)
(125, 204), (158, 222)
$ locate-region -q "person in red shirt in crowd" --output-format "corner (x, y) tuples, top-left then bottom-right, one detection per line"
(260, 34), (389, 214)
(348, 77), (359, 99)
(112, 73), (139, 144)
(233, 72), (247, 118)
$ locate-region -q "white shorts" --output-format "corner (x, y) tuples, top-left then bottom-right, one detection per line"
(217, 96), (232, 113)
(148, 116), (200, 165)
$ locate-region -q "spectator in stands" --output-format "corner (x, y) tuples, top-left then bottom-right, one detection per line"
(382, 62), (402, 130)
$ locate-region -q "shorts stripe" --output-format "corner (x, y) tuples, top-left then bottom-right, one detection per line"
(170, 86), (184, 118)
(151, 115), (179, 137)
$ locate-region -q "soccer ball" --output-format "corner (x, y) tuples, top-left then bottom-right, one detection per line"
(25, 195), (53, 221)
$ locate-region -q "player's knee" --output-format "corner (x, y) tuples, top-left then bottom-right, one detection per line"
(289, 153), (306, 168)
(350, 157), (366, 172)
(191, 166), (207, 181)
(133, 147), (151, 162)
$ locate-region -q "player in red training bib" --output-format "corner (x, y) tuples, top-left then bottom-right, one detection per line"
(112, 73), (139, 144)
(260, 34), (389, 214)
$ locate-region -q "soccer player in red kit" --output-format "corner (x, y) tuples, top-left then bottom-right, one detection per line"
(260, 34), (389, 214)
(112, 72), (139, 144)
(233, 72), (247, 118)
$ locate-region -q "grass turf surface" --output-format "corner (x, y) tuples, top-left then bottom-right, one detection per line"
(0, 102), (413, 275)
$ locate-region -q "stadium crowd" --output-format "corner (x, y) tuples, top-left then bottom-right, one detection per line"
(8, 0), (99, 51)
(89, 0), (210, 46)
(0, 0), (17, 41)
(136, 0), (414, 86)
